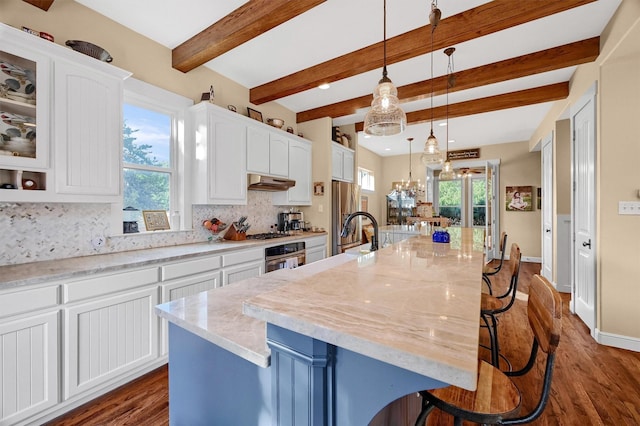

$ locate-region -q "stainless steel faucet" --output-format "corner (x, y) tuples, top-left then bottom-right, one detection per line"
(341, 211), (379, 252)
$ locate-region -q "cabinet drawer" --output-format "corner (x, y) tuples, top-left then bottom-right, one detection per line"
(161, 255), (221, 281)
(0, 286), (58, 319)
(304, 235), (327, 248)
(63, 268), (159, 303)
(222, 248), (263, 267)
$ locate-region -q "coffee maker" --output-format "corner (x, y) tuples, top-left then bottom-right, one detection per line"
(278, 212), (303, 234)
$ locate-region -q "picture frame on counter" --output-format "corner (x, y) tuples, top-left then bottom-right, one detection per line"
(142, 210), (170, 231)
(247, 107), (263, 122)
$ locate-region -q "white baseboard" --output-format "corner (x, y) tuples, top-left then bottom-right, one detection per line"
(521, 256), (541, 263)
(595, 329), (640, 352)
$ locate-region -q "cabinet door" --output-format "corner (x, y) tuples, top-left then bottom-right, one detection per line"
(269, 133), (289, 177)
(159, 271), (221, 355)
(274, 138), (311, 205)
(0, 30), (51, 170)
(54, 60), (123, 197)
(331, 146), (343, 180)
(306, 246), (326, 264)
(246, 125), (270, 175)
(342, 149), (355, 182)
(222, 260), (264, 285)
(207, 109), (247, 204)
(0, 311), (58, 425)
(64, 287), (158, 399)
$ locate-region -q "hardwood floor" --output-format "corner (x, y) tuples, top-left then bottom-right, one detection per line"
(46, 262), (640, 426)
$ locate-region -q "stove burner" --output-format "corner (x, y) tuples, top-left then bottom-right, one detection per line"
(246, 233), (291, 240)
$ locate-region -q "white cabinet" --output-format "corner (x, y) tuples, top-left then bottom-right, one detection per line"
(61, 267), (159, 399)
(305, 235), (327, 264)
(246, 125), (288, 177)
(53, 59), (128, 198)
(221, 247), (264, 285)
(332, 142), (355, 183)
(273, 138), (312, 206)
(190, 102), (247, 205)
(0, 23), (131, 203)
(0, 285), (59, 425)
(159, 254), (222, 354)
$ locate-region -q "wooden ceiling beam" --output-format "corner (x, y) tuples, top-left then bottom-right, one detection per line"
(21, 0), (55, 11)
(172, 0), (325, 73)
(298, 37), (599, 123)
(251, 0), (595, 105)
(354, 82), (569, 132)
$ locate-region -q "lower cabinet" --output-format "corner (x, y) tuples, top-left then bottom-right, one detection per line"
(305, 235), (328, 264)
(0, 310), (59, 425)
(159, 270), (221, 355)
(221, 247), (264, 285)
(63, 287), (158, 399)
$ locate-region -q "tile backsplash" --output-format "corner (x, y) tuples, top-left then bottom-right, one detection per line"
(0, 191), (288, 266)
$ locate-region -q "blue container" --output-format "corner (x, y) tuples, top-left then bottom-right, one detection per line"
(432, 229), (450, 243)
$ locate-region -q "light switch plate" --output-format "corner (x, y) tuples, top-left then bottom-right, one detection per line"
(618, 201), (640, 215)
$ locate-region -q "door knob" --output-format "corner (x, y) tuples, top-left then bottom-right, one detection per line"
(545, 228), (551, 233)
(582, 239), (591, 248)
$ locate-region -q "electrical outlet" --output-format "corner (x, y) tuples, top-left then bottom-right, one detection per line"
(91, 235), (106, 249)
(318, 204), (323, 213)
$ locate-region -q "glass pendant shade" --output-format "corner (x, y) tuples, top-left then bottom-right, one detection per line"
(439, 160), (455, 180)
(420, 129), (442, 165)
(364, 76), (407, 136)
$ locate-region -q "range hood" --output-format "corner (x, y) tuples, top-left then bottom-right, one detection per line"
(247, 174), (296, 191)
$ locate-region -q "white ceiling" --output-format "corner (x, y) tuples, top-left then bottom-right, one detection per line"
(75, 0), (621, 157)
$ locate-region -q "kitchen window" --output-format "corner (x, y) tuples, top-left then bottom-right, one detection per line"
(120, 79), (192, 233)
(358, 167), (375, 192)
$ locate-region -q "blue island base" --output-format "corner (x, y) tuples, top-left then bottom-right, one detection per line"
(168, 323), (445, 425)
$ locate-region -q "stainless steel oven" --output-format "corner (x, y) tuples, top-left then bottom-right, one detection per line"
(265, 241), (306, 272)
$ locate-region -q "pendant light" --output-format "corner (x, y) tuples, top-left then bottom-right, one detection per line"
(420, 0), (443, 165)
(439, 46), (456, 181)
(364, 0), (407, 137)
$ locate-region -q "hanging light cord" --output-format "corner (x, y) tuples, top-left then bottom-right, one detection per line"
(382, 0), (388, 80)
(408, 137), (413, 182)
(429, 4), (435, 132)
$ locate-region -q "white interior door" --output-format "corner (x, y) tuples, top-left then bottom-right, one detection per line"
(571, 84), (597, 333)
(541, 132), (554, 282)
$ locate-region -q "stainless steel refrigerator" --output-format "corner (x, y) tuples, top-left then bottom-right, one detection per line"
(332, 180), (361, 255)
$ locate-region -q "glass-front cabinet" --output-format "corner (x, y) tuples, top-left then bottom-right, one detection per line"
(0, 23), (131, 203)
(0, 31), (51, 192)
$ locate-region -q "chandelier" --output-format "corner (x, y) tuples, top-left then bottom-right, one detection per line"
(421, 0), (443, 165)
(390, 137), (425, 200)
(363, 0), (407, 136)
(439, 46), (456, 180)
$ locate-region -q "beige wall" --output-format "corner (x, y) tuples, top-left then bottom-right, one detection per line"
(529, 0), (640, 340)
(0, 0), (297, 134)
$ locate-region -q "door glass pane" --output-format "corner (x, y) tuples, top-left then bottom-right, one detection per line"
(438, 179), (462, 226)
(471, 177), (487, 227)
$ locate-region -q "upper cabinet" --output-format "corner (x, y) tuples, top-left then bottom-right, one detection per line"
(246, 124), (288, 177)
(332, 142), (354, 183)
(0, 23), (131, 203)
(272, 138), (312, 206)
(190, 102), (247, 205)
(53, 58), (127, 197)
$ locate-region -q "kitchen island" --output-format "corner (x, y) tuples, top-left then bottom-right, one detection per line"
(155, 228), (485, 425)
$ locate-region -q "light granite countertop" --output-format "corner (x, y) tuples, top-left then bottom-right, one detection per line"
(0, 232), (326, 290)
(157, 228), (485, 391)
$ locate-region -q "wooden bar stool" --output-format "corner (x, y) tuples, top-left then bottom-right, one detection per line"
(482, 232), (507, 294)
(415, 274), (563, 426)
(481, 243), (521, 367)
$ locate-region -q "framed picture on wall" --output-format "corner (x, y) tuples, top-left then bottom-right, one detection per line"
(506, 186), (533, 211)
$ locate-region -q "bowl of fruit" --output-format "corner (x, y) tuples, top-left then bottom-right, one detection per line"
(203, 218), (227, 234)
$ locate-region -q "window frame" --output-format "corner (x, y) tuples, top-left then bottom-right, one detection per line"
(113, 78), (192, 234)
(358, 167), (375, 192)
